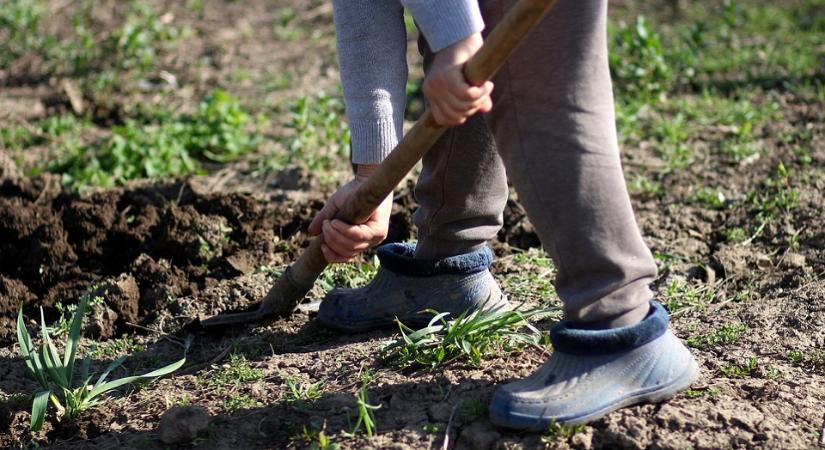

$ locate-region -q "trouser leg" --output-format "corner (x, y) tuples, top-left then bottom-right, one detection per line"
(412, 33), (509, 259)
(480, 0), (657, 324)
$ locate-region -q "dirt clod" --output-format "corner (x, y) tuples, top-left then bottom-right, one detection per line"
(158, 405), (211, 445)
(90, 274), (140, 324)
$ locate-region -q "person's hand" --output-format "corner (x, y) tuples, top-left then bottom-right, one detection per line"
(423, 32), (494, 126)
(308, 165), (393, 263)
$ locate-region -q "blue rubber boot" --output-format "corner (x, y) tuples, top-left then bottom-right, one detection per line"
(317, 243), (509, 332)
(489, 301), (698, 429)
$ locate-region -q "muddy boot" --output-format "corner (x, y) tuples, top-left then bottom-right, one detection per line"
(316, 243), (510, 332)
(489, 301), (698, 429)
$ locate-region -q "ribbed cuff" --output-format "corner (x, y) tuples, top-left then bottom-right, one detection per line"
(404, 0), (485, 52)
(350, 117), (403, 165)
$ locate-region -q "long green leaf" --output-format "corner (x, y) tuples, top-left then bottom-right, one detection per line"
(63, 295), (88, 386)
(94, 356), (127, 388)
(39, 309), (68, 387)
(17, 308), (48, 387)
(87, 358), (185, 401)
(30, 389), (51, 432)
(39, 343), (68, 389)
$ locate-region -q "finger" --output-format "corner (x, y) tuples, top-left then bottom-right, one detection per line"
(323, 220), (367, 256)
(331, 219), (375, 245)
(432, 101), (467, 125)
(321, 243), (352, 263)
(309, 201), (338, 236)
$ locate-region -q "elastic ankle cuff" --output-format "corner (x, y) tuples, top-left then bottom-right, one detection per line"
(549, 301), (668, 355)
(377, 242), (492, 277)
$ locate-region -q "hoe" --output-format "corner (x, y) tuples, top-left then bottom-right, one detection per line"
(200, 0), (559, 328)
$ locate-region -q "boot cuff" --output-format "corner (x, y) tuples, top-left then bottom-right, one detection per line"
(377, 242), (492, 277)
(550, 301), (669, 355)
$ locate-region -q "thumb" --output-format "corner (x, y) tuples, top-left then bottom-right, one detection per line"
(309, 201), (339, 236)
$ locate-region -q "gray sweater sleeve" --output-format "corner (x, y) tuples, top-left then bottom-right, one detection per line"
(333, 0), (484, 165)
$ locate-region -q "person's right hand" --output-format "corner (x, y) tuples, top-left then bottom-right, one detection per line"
(308, 165), (393, 263)
(423, 32), (494, 126)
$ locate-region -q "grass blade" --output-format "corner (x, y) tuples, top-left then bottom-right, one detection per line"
(17, 308), (49, 388)
(94, 356), (127, 388)
(30, 389), (51, 432)
(39, 308), (68, 387)
(88, 358), (185, 401)
(63, 295), (88, 386)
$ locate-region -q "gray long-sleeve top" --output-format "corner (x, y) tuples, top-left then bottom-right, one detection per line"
(331, 0), (484, 165)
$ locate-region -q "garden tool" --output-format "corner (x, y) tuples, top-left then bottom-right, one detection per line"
(199, 0), (559, 328)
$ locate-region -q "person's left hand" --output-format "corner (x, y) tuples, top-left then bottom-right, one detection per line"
(307, 165), (392, 263)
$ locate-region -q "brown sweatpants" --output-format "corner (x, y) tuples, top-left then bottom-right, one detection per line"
(412, 0), (658, 324)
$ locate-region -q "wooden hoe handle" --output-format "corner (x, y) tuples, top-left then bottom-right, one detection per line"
(199, 0), (559, 327)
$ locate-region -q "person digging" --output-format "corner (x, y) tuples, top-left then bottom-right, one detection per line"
(307, 0), (699, 429)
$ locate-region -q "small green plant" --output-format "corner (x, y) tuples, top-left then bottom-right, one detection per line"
(788, 349), (825, 372)
(223, 393), (262, 412)
(317, 257), (379, 292)
(541, 419), (585, 444)
(0, 0), (44, 66)
(687, 323), (747, 349)
(346, 378), (380, 438)
(16, 295), (185, 431)
(684, 386), (722, 398)
(293, 426), (339, 450)
(460, 398), (488, 420)
(284, 92), (351, 172)
(283, 377), (323, 403)
(380, 307), (558, 369)
(720, 356), (758, 378)
(90, 336), (146, 359)
(747, 162), (800, 222)
(50, 90), (262, 188)
(206, 353), (264, 388)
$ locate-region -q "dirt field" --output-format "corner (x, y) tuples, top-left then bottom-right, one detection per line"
(1, 0), (824, 449)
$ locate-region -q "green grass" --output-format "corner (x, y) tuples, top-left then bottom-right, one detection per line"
(683, 386), (721, 398)
(282, 377), (323, 404)
(203, 353), (264, 388)
(346, 374), (380, 438)
(90, 336), (146, 359)
(541, 419), (585, 444)
(48, 90), (262, 188)
(720, 356), (759, 378)
(379, 307), (558, 370)
(687, 322), (748, 349)
(222, 393), (262, 412)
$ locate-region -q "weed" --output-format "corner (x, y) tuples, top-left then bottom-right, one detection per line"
(223, 394), (262, 412)
(460, 398), (488, 420)
(723, 227), (748, 243)
(90, 336), (146, 359)
(788, 349), (825, 372)
(284, 93), (350, 172)
(0, 0), (44, 66)
(422, 423), (441, 434)
(16, 294), (185, 431)
(687, 323), (747, 349)
(282, 377), (323, 403)
(379, 307), (559, 369)
(661, 279), (714, 314)
(49, 90), (261, 188)
(684, 387), (721, 398)
(47, 296), (105, 337)
(317, 256), (379, 291)
(609, 16), (675, 99)
(720, 356), (758, 378)
(541, 419), (585, 444)
(748, 162), (800, 222)
(346, 378), (380, 438)
(293, 426), (339, 450)
(693, 187), (727, 210)
(206, 353), (263, 388)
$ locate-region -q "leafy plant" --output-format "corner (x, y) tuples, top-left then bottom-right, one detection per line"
(379, 307), (558, 369)
(49, 90), (261, 188)
(16, 294), (185, 431)
(687, 322), (748, 349)
(206, 353), (264, 388)
(285, 92), (351, 171)
(0, 0), (44, 66)
(283, 377), (323, 403)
